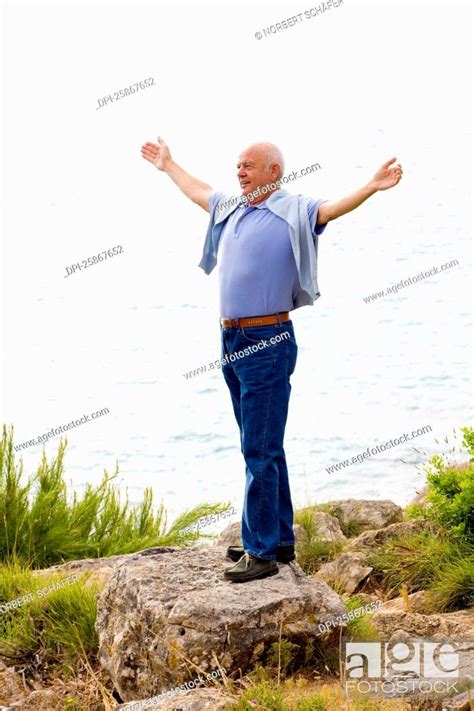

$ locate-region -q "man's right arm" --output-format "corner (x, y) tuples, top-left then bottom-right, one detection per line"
(141, 136), (213, 212)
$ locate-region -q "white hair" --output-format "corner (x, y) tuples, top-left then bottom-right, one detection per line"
(241, 142), (285, 180)
(262, 143), (285, 180)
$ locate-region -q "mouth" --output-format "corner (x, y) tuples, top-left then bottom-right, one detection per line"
(240, 181), (251, 189)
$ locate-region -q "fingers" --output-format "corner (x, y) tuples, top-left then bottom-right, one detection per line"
(382, 156), (397, 168)
(392, 167), (402, 184)
(140, 143), (159, 161)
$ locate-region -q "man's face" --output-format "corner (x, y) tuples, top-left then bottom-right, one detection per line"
(236, 148), (280, 204)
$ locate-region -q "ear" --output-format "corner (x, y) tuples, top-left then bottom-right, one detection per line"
(271, 163), (281, 180)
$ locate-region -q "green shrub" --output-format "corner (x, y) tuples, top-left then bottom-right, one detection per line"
(0, 425), (231, 567)
(407, 427), (474, 543)
(403, 502), (425, 520)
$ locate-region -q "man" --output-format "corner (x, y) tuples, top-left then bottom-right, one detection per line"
(141, 137), (403, 583)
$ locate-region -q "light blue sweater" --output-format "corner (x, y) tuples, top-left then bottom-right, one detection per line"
(198, 189), (326, 310)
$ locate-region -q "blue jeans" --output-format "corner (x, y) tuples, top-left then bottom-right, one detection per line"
(220, 318), (298, 560)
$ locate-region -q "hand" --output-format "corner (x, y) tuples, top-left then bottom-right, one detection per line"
(369, 157), (403, 191)
(140, 136), (172, 171)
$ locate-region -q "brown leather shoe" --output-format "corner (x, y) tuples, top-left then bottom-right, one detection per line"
(223, 553), (279, 583)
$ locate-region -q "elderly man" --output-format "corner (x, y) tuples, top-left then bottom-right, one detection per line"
(141, 138), (403, 583)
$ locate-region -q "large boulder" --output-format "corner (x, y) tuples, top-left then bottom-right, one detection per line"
(96, 546), (346, 703)
(325, 499), (403, 531)
(32, 547), (178, 587)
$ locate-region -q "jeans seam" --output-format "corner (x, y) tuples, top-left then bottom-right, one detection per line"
(254, 351), (278, 556)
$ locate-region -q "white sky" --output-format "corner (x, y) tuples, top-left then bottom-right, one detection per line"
(1, 1), (472, 519)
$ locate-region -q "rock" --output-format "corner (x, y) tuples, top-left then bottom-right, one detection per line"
(0, 662), (25, 706)
(409, 486), (429, 508)
(379, 590), (433, 615)
(372, 605), (474, 641)
(310, 512), (346, 542)
(315, 551), (373, 594)
(215, 522), (305, 547)
(347, 520), (428, 550)
(117, 688), (234, 710)
(5, 690), (61, 710)
(296, 510), (347, 543)
(371, 607), (474, 685)
(407, 462), (471, 512)
(32, 547), (179, 586)
(292, 524), (305, 544)
(325, 499), (403, 531)
(214, 522), (241, 547)
(442, 691), (473, 710)
(96, 546), (346, 703)
(362, 625), (474, 707)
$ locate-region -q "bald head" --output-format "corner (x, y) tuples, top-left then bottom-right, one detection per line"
(236, 142), (285, 205)
(239, 142), (285, 179)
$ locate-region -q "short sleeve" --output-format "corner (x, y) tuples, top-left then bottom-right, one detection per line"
(307, 198), (329, 237)
(208, 191), (226, 214)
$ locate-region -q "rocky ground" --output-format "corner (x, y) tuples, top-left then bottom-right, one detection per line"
(0, 497), (472, 710)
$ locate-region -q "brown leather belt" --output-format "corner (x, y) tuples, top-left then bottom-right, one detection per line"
(220, 312), (290, 329)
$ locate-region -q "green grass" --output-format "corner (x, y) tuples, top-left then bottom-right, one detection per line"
(0, 425), (231, 568)
(0, 562), (100, 669)
(224, 666), (411, 710)
(367, 530), (474, 611)
(294, 508), (343, 575)
(343, 595), (380, 641)
(293, 694), (325, 711)
(227, 666), (286, 710)
(429, 555), (474, 611)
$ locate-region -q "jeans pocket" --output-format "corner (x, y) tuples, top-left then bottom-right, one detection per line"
(239, 322), (296, 346)
(239, 325), (278, 346)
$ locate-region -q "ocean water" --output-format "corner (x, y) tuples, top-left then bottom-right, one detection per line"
(3, 1), (472, 530)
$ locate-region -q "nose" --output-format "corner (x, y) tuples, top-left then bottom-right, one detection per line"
(237, 168), (246, 178)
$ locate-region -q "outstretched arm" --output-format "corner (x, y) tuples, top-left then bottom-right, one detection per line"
(316, 157), (403, 225)
(141, 137), (213, 212)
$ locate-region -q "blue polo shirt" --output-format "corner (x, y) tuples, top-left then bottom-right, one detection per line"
(209, 191), (328, 319)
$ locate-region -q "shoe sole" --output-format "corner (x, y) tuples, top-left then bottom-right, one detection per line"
(224, 566), (279, 583)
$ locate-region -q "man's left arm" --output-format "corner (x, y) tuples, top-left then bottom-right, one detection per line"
(316, 157), (403, 225)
